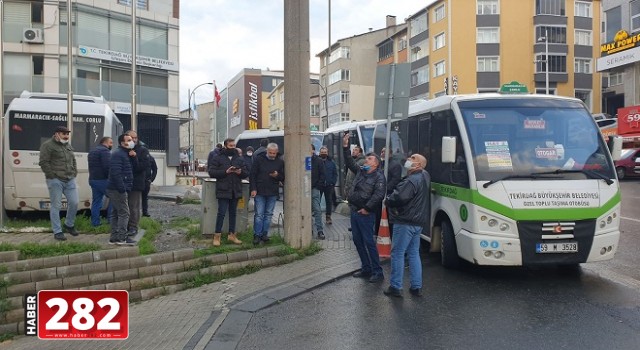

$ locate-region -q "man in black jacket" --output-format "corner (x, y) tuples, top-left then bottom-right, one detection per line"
(106, 134), (136, 246)
(311, 144), (326, 240)
(209, 139), (248, 246)
(377, 147), (403, 238)
(88, 136), (113, 226)
(383, 154), (430, 298)
(125, 130), (150, 236)
(142, 154), (158, 217)
(250, 143), (284, 245)
(342, 133), (386, 283)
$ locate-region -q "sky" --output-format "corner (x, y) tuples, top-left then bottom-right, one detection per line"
(179, 0), (435, 109)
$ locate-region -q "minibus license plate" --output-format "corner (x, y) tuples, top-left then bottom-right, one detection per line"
(39, 201), (68, 210)
(536, 242), (578, 253)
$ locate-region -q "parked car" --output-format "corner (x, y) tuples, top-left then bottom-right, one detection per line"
(614, 148), (640, 180)
(197, 159), (207, 172)
(592, 113), (612, 121)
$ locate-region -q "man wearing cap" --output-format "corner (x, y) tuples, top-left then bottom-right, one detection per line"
(39, 125), (79, 241)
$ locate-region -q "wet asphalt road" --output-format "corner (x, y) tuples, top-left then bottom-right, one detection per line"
(237, 181), (640, 350)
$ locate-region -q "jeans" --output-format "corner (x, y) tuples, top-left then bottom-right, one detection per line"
(253, 195), (277, 237)
(351, 211), (383, 276)
(107, 189), (129, 241)
(311, 188), (323, 234)
(46, 178), (79, 234)
(389, 224), (423, 290)
(89, 179), (110, 226)
(216, 197), (239, 233)
(128, 191), (142, 231)
(321, 186), (334, 216)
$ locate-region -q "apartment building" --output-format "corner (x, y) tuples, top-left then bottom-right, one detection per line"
(267, 76), (321, 131)
(598, 0), (640, 114)
(2, 0), (180, 184)
(403, 0), (602, 112)
(317, 15), (405, 128)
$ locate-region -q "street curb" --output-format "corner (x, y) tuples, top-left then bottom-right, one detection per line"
(193, 257), (360, 350)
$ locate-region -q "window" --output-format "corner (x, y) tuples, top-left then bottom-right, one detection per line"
(328, 112), (350, 126)
(575, 1), (591, 17)
(477, 56), (499, 72)
(477, 88), (499, 93)
(434, 32), (446, 51)
(270, 111), (278, 123)
(574, 29), (592, 45)
(535, 88), (556, 95)
(270, 94), (276, 106)
(31, 2), (43, 23)
(328, 69), (350, 85)
(477, 28), (499, 43)
(536, 0), (565, 16)
(434, 4), (446, 22)
(434, 60), (446, 77)
(310, 103), (320, 117)
(329, 47), (350, 63)
(608, 72), (623, 86)
(279, 90), (285, 102)
(605, 6), (622, 42)
(410, 13), (427, 37)
(477, 0), (499, 15)
(411, 66), (429, 87)
(536, 26), (566, 43)
(118, 0), (148, 9)
(632, 1), (640, 33)
(328, 91), (349, 107)
(379, 40), (394, 61)
(398, 35), (407, 51)
(410, 40), (428, 61)
(575, 90), (592, 111)
(574, 58), (591, 73)
(535, 54), (566, 73)
(32, 55), (44, 75)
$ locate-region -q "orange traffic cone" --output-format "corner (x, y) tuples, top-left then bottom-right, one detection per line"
(376, 205), (391, 259)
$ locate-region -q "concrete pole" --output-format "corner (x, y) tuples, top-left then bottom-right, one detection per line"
(284, 0), (311, 249)
(131, 0), (137, 131)
(0, 0), (7, 227)
(66, 0), (73, 133)
(324, 0), (331, 131)
(545, 28), (549, 95)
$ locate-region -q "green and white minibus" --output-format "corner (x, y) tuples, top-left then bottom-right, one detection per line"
(394, 94), (622, 267)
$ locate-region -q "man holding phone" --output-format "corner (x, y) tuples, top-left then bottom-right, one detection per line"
(250, 143), (285, 245)
(208, 139), (248, 246)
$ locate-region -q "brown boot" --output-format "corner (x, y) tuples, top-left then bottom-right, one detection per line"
(228, 233), (242, 245)
(213, 233), (222, 247)
(326, 215), (332, 225)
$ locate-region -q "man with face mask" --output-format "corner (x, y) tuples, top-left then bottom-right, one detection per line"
(383, 154), (430, 297)
(342, 133), (386, 283)
(124, 130), (150, 237)
(250, 143), (285, 245)
(311, 144), (326, 240)
(319, 146), (337, 225)
(243, 146), (254, 173)
(88, 136), (113, 227)
(39, 126), (80, 241)
(208, 139), (248, 246)
(107, 134), (136, 245)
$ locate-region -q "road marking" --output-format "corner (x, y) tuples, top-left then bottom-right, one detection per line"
(621, 216), (640, 224)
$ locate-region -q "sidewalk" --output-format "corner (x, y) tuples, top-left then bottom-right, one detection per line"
(4, 187), (362, 350)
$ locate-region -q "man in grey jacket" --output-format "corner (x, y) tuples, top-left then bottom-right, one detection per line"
(383, 154), (431, 298)
(39, 125), (79, 241)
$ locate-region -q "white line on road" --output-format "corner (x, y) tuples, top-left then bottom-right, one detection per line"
(621, 216), (640, 224)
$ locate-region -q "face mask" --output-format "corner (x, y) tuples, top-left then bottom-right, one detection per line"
(247, 152), (253, 157)
(59, 139), (69, 144)
(127, 141), (135, 149)
(360, 165), (371, 172)
(404, 160), (414, 170)
(224, 148), (236, 156)
(107, 146), (112, 150)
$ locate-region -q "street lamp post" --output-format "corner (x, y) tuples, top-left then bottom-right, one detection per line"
(538, 29), (549, 95)
(187, 82), (213, 185)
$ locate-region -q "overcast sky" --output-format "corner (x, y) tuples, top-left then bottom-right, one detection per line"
(179, 0), (435, 109)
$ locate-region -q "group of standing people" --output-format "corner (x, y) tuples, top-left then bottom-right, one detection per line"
(38, 126), (156, 246)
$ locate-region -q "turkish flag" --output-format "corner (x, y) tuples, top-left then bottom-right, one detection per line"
(214, 84), (221, 108)
(617, 105), (640, 135)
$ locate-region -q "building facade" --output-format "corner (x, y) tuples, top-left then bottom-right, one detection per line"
(403, 0), (602, 112)
(598, 0), (640, 115)
(267, 76), (321, 131)
(225, 69), (284, 139)
(2, 0), (180, 185)
(317, 16), (404, 129)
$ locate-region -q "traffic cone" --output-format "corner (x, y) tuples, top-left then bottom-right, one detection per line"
(376, 205), (391, 259)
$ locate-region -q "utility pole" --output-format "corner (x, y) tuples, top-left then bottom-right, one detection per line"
(66, 0), (73, 133)
(284, 0), (311, 249)
(131, 0), (137, 131)
(0, 0), (7, 227)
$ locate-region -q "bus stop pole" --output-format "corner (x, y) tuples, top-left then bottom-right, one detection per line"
(0, 0), (8, 227)
(383, 64), (396, 181)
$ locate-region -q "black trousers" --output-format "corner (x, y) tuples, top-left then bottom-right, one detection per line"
(321, 186), (334, 216)
(142, 180), (151, 215)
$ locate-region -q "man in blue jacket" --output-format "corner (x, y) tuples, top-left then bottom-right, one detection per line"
(319, 146), (337, 225)
(87, 137), (113, 226)
(106, 134), (136, 246)
(383, 154), (430, 298)
(342, 133), (386, 283)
